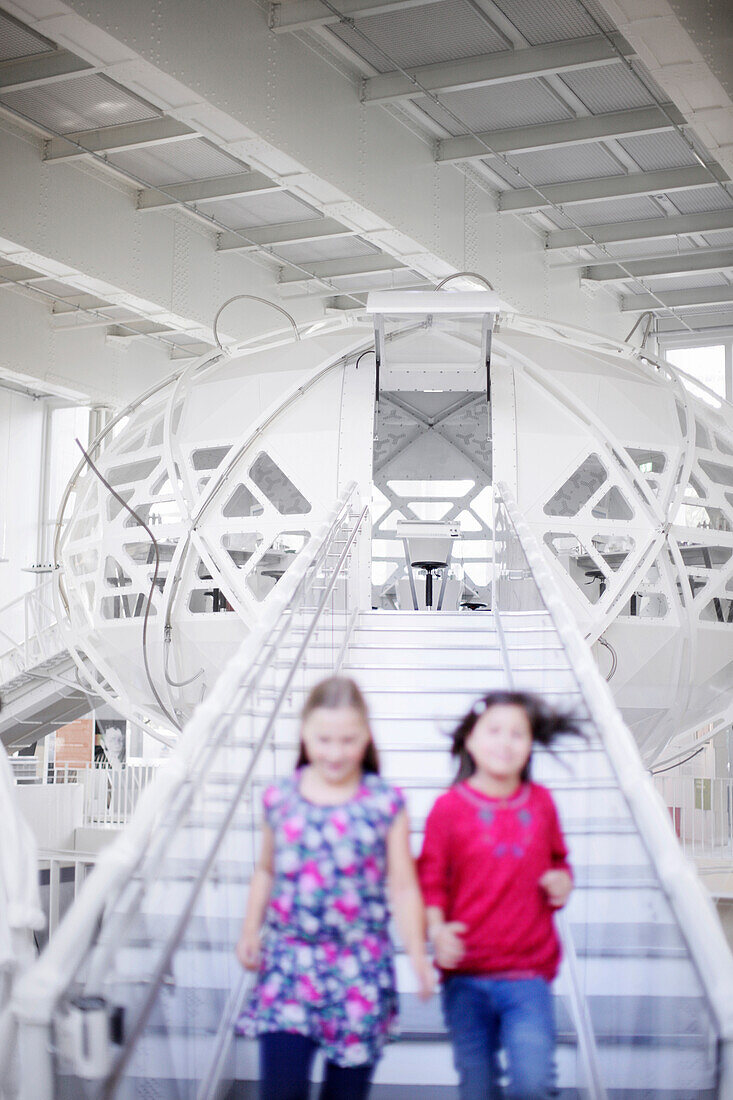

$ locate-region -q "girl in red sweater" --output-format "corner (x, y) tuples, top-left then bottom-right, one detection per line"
(418, 690), (579, 1100)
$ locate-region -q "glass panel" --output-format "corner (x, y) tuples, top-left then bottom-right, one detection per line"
(106, 457), (160, 487)
(191, 445), (232, 471)
(104, 556), (132, 587)
(100, 593), (156, 619)
(221, 532), (262, 570)
(590, 534), (635, 571)
(699, 459), (733, 488)
(124, 500), (181, 527)
(695, 420), (711, 449)
(543, 454), (607, 517)
(249, 452), (311, 515)
(627, 447), (666, 474)
(544, 532), (607, 604)
(246, 531), (309, 601)
(108, 488), (134, 521)
(591, 486), (633, 521)
(223, 484), (264, 518)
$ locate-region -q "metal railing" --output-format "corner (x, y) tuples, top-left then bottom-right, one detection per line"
(491, 495), (608, 1100)
(78, 763), (161, 829)
(493, 479), (733, 1096)
(0, 578), (61, 685)
(653, 773), (733, 864)
(14, 482), (368, 1099)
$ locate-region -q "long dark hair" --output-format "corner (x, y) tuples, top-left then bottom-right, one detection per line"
(450, 689), (583, 784)
(295, 676), (380, 774)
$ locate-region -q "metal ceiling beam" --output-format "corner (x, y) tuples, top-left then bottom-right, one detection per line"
(106, 321), (174, 338)
(44, 118), (197, 162)
(546, 209), (733, 250)
(0, 263), (47, 284)
(279, 253), (406, 283)
(582, 248), (733, 283)
(283, 277), (429, 298)
(270, 0), (445, 32)
(217, 217), (356, 253)
(436, 105), (682, 165)
(51, 293), (115, 312)
(362, 34), (634, 105)
(499, 166), (722, 213)
(136, 171), (281, 210)
(621, 285), (733, 312)
(0, 50), (94, 92)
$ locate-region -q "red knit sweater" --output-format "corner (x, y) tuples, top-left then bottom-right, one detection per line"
(417, 781), (571, 981)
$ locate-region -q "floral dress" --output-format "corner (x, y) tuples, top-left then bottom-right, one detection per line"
(236, 770), (405, 1067)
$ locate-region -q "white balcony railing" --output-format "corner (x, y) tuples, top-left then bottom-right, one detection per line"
(653, 773), (733, 864)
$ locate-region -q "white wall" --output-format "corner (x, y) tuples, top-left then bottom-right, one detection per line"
(0, 388), (44, 616)
(14, 783), (83, 850)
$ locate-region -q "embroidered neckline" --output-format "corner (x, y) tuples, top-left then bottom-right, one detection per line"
(457, 781), (530, 813)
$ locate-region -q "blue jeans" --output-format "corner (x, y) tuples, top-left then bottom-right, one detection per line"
(259, 1032), (374, 1100)
(442, 976), (556, 1100)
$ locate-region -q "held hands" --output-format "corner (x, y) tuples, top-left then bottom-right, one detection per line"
(236, 930), (261, 971)
(412, 953), (438, 1000)
(539, 869), (573, 909)
(429, 921), (467, 970)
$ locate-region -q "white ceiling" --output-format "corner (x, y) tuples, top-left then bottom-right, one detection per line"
(1, 0), (733, 393)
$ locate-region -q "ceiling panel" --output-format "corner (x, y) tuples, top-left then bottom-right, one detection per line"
(641, 272), (730, 292)
(568, 195), (663, 225)
(669, 187), (733, 215)
(204, 192), (320, 228)
(490, 0), (614, 45)
(498, 143), (626, 187)
(0, 10), (53, 60)
(108, 138), (246, 186)
(330, 0), (508, 72)
(603, 239), (699, 259)
(701, 230), (733, 248)
(0, 73), (159, 133)
(558, 63), (655, 113)
(331, 269), (425, 290)
(417, 79), (573, 137)
(618, 131), (699, 172)
(275, 237), (377, 264)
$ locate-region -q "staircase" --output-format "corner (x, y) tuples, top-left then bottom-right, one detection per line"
(13, 484), (733, 1099)
(0, 579), (93, 750)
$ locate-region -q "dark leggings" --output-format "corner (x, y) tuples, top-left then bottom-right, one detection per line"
(259, 1032), (374, 1100)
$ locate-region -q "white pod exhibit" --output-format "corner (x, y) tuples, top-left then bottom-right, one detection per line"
(54, 293), (733, 762)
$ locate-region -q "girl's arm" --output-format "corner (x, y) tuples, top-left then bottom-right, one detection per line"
(540, 793), (573, 909)
(387, 809), (435, 999)
(425, 906), (466, 969)
(417, 795), (466, 968)
(236, 824), (275, 970)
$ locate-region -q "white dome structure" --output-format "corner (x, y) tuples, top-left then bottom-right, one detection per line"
(54, 292), (733, 762)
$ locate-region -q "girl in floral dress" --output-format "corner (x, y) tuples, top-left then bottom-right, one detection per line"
(236, 676), (434, 1100)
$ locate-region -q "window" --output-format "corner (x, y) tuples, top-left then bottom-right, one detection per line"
(666, 345), (726, 400)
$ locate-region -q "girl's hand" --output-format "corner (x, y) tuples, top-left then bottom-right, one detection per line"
(412, 954), (437, 1000)
(236, 930), (261, 971)
(539, 869), (573, 908)
(430, 921), (467, 969)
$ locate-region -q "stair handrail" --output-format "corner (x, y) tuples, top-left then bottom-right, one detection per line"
(0, 578), (58, 679)
(0, 743), (45, 1097)
(493, 480), (733, 1093)
(14, 482), (367, 1096)
(100, 488), (369, 1096)
(491, 503), (608, 1098)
